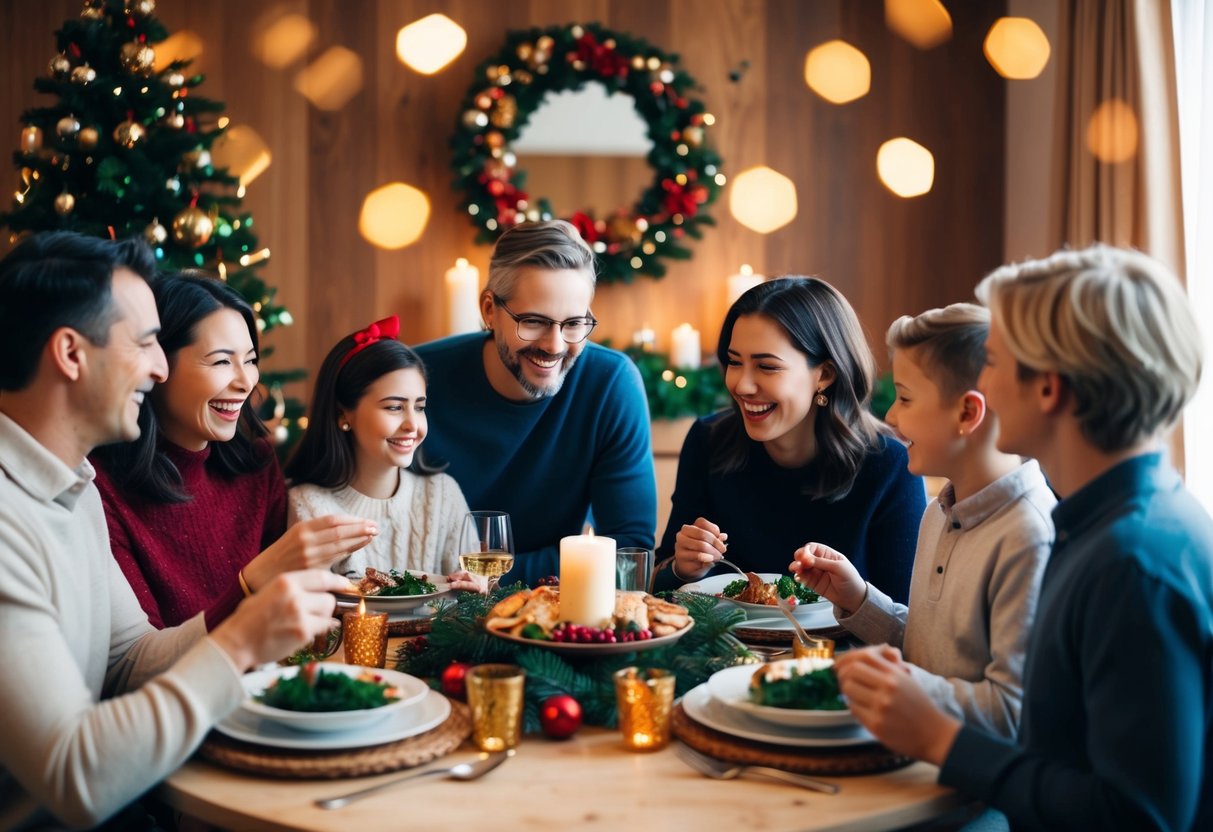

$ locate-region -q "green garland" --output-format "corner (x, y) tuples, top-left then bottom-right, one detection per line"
(451, 22), (724, 284)
(396, 587), (752, 733)
(625, 346), (730, 420)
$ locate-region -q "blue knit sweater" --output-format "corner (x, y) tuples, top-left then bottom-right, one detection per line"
(654, 414), (924, 601)
(415, 334), (656, 584)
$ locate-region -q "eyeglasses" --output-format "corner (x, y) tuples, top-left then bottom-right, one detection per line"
(492, 295), (598, 344)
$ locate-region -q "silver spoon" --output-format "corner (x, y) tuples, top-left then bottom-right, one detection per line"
(315, 750), (510, 809)
(675, 742), (839, 794)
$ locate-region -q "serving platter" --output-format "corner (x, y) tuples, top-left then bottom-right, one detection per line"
(488, 621), (693, 656)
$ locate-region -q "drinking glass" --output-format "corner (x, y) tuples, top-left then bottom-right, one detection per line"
(615, 547), (654, 593)
(458, 511), (515, 593)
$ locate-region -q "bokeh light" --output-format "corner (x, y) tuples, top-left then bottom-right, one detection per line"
(885, 0), (953, 49)
(359, 183), (431, 249)
(877, 138), (935, 197)
(729, 166), (798, 233)
(984, 17), (1051, 80)
(211, 126), (272, 187)
(396, 13), (467, 75)
(804, 40), (871, 105)
(294, 47), (364, 111)
(153, 31), (203, 71)
(252, 12), (316, 68)
(1086, 99), (1138, 163)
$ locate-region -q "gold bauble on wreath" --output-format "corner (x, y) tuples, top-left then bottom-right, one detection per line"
(56, 116), (81, 139)
(77, 126), (99, 150)
(119, 42), (156, 76)
(70, 65), (96, 85)
(607, 214), (643, 246)
(171, 206), (214, 248)
(20, 126), (43, 154)
(54, 192), (76, 215)
(49, 54), (71, 79)
(490, 95), (517, 129)
(112, 119), (145, 148)
(144, 220), (168, 246)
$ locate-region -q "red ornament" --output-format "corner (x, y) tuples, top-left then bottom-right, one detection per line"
(539, 694), (582, 739)
(440, 661), (472, 700)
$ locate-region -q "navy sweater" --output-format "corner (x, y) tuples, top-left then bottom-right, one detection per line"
(655, 414), (924, 601)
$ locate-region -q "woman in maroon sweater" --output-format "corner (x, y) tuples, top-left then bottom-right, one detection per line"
(91, 275), (377, 629)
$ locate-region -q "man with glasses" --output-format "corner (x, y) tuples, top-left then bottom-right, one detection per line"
(416, 220), (656, 584)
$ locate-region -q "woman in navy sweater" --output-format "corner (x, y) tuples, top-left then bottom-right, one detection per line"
(655, 277), (924, 602)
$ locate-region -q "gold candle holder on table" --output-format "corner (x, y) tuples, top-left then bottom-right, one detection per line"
(466, 664), (526, 752)
(342, 599), (389, 668)
(792, 635), (835, 660)
(614, 667), (676, 752)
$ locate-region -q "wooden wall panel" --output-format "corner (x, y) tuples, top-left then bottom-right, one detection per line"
(2, 0), (1008, 398)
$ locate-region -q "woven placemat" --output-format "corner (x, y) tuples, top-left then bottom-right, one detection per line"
(733, 624), (850, 646)
(671, 703), (911, 776)
(198, 700), (471, 779)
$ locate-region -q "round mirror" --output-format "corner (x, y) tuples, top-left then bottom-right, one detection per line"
(451, 23), (725, 284)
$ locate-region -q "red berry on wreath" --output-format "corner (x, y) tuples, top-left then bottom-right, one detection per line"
(540, 694), (582, 739)
(440, 661), (472, 700)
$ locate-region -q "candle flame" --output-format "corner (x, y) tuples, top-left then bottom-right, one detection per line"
(357, 597), (366, 616)
(456, 257), (469, 268)
(587, 527), (595, 538)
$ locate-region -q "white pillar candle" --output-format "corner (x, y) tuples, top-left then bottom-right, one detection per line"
(560, 532), (616, 627)
(670, 323), (701, 369)
(727, 263), (764, 306)
(445, 258), (481, 335)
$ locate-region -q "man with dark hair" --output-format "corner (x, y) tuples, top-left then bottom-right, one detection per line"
(0, 231), (350, 829)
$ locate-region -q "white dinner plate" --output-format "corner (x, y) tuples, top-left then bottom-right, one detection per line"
(705, 663), (857, 729)
(488, 621), (693, 656)
(239, 664), (429, 733)
(216, 688), (451, 751)
(679, 573), (830, 621)
(681, 684), (874, 748)
(333, 570), (453, 613)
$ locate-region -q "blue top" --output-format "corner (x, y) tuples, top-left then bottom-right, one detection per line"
(654, 414), (925, 601)
(414, 333), (656, 585)
(940, 453), (1213, 830)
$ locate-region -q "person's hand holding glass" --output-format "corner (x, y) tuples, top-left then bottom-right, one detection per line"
(458, 511), (515, 594)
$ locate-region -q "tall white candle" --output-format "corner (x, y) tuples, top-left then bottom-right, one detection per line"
(560, 532), (616, 627)
(446, 258), (481, 335)
(727, 264), (764, 306)
(670, 323), (701, 369)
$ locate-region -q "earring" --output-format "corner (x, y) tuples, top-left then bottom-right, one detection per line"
(814, 391), (829, 407)
(340, 423), (351, 432)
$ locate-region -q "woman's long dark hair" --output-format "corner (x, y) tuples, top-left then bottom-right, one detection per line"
(91, 273), (271, 503)
(283, 333), (442, 488)
(711, 276), (883, 500)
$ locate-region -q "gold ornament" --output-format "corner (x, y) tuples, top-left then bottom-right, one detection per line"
(20, 126), (43, 154)
(516, 43), (534, 63)
(119, 42), (156, 76)
(513, 69), (533, 86)
(475, 92), (493, 110)
(70, 65), (96, 85)
(127, 0), (156, 16)
(144, 220), (168, 245)
(56, 116), (81, 139)
(160, 112), (185, 130)
(490, 95), (517, 129)
(179, 147), (211, 172)
(682, 125), (704, 148)
(462, 110), (489, 129)
(77, 126), (99, 150)
(49, 54), (71, 79)
(112, 119), (145, 148)
(607, 215), (643, 246)
(81, 3), (105, 20)
(171, 206), (214, 248)
(484, 131), (505, 150)
(54, 192), (76, 215)
(166, 72), (185, 88)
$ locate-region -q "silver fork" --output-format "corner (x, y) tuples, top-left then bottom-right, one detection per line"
(714, 557), (748, 578)
(674, 742), (840, 794)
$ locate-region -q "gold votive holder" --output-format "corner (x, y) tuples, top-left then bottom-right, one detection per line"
(466, 664), (526, 752)
(792, 635), (835, 660)
(614, 667), (676, 752)
(342, 609), (389, 667)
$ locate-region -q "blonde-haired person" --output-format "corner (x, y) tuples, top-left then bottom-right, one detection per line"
(414, 221), (655, 584)
(791, 303), (1055, 741)
(833, 245), (1213, 831)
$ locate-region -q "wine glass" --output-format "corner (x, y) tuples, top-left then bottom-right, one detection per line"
(458, 511), (515, 594)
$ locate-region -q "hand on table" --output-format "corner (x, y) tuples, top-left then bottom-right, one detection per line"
(674, 517), (729, 581)
(789, 542), (867, 613)
(834, 645), (961, 766)
(243, 514), (378, 591)
(211, 569), (356, 671)
(446, 568), (488, 594)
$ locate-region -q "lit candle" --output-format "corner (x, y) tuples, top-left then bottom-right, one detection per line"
(560, 530), (616, 626)
(445, 257), (481, 335)
(727, 264), (764, 306)
(632, 325), (656, 352)
(670, 323), (701, 370)
(342, 597), (389, 668)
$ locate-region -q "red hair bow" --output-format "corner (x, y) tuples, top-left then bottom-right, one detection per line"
(339, 315), (400, 368)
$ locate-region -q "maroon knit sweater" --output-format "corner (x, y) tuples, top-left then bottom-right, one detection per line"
(92, 441), (287, 629)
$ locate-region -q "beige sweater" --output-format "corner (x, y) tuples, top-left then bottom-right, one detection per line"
(0, 413), (244, 830)
(288, 471), (470, 578)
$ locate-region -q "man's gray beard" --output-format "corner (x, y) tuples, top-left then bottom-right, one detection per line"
(496, 339), (578, 400)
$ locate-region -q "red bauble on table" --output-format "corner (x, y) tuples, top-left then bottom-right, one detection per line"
(540, 694), (583, 739)
(440, 661), (472, 700)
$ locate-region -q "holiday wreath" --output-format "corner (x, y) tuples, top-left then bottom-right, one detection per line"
(451, 23), (725, 284)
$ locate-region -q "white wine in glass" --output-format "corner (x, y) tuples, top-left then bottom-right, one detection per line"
(458, 511), (515, 593)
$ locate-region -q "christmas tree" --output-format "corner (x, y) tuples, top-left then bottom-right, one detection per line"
(1, 0), (305, 447)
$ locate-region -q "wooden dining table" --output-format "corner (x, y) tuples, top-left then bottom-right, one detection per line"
(158, 638), (965, 831)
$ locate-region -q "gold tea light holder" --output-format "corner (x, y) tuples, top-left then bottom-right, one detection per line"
(792, 635), (836, 660)
(614, 667), (676, 752)
(342, 598), (389, 668)
(466, 664), (526, 752)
